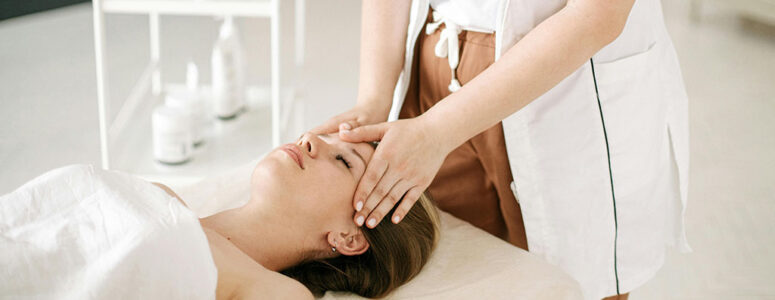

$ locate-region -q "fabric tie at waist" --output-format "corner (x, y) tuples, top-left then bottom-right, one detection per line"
(426, 11), (463, 93)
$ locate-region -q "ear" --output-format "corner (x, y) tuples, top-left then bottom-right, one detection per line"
(326, 230), (369, 256)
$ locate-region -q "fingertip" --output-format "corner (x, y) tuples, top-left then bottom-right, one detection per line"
(338, 130), (353, 140)
(355, 201), (363, 212)
(367, 218), (377, 228)
(339, 127), (363, 141)
(355, 215), (365, 226)
(392, 214), (401, 224)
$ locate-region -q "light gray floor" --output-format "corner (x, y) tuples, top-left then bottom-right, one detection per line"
(634, 1), (775, 299)
(1, 1), (773, 299)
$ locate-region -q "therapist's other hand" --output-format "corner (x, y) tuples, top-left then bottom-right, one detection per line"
(310, 104), (390, 135)
(340, 118), (451, 228)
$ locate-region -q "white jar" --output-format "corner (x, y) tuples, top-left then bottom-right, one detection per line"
(152, 105), (193, 165)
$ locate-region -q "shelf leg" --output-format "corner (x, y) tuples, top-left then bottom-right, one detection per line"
(271, 0), (281, 147)
(92, 0), (110, 170)
(295, 0), (304, 67)
(150, 12), (161, 96)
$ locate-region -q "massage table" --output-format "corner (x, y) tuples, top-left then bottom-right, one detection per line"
(1, 162), (582, 299)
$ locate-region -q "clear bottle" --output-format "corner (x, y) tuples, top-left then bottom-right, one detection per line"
(211, 16), (246, 120)
(166, 62), (206, 146)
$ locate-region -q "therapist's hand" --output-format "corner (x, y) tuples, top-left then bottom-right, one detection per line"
(340, 117), (452, 228)
(310, 103), (390, 135)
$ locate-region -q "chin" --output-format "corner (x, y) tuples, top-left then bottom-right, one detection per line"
(251, 150), (298, 189)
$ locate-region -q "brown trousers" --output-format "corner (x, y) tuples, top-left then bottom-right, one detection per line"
(399, 11), (528, 250)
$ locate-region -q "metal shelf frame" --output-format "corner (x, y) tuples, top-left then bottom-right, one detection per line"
(91, 0), (306, 171)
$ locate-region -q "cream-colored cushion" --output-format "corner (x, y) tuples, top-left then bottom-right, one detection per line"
(173, 160), (582, 300)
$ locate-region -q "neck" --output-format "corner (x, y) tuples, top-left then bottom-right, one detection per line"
(199, 198), (312, 272)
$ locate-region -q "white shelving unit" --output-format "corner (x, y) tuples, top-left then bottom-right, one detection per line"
(92, 0), (306, 185)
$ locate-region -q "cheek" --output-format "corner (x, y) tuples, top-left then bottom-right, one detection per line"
(310, 191), (352, 223)
(313, 179), (355, 208)
(303, 167), (357, 221)
(250, 153), (309, 208)
(253, 154), (359, 223)
(252, 156), (296, 189)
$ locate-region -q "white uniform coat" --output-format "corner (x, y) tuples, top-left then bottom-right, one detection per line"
(386, 0), (691, 299)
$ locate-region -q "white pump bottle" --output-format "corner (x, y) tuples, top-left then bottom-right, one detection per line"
(211, 16), (246, 120)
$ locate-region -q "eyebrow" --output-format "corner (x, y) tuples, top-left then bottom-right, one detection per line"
(317, 134), (366, 165)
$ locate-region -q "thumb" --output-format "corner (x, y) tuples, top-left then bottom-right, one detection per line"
(339, 122), (389, 143)
(310, 116), (347, 135)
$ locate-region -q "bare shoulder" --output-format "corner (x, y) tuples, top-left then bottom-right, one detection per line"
(236, 270), (314, 300)
(150, 182), (188, 208)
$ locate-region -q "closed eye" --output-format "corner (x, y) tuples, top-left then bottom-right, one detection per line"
(335, 154), (352, 169)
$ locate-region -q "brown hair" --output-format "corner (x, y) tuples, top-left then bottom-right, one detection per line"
(281, 192), (440, 298)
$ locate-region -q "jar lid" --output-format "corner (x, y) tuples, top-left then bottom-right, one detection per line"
(152, 105), (191, 130)
(165, 89), (199, 109)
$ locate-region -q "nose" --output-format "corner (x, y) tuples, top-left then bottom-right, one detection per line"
(297, 132), (324, 158)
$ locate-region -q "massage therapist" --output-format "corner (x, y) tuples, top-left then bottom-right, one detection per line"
(312, 1), (690, 299)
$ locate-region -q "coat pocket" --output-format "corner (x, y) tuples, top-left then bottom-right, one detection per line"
(593, 41), (670, 201)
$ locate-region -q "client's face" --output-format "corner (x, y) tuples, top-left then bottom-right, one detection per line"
(250, 133), (375, 238)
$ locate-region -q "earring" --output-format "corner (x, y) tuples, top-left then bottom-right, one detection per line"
(332, 247), (337, 253)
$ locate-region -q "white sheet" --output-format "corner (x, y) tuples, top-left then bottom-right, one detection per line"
(0, 165), (217, 299)
(174, 160), (584, 300)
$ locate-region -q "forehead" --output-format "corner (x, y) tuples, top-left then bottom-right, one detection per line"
(317, 133), (378, 150)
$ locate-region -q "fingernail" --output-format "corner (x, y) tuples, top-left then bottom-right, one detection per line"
(367, 218), (376, 228)
(356, 216), (365, 226)
(340, 123), (351, 131)
(356, 201), (363, 212)
(393, 215), (401, 224)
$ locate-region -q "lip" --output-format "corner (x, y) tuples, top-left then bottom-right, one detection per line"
(281, 144), (304, 169)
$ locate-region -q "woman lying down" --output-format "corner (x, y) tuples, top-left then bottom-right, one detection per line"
(0, 133), (440, 299)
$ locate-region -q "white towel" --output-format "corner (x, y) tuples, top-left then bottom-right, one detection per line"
(0, 164), (217, 300)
